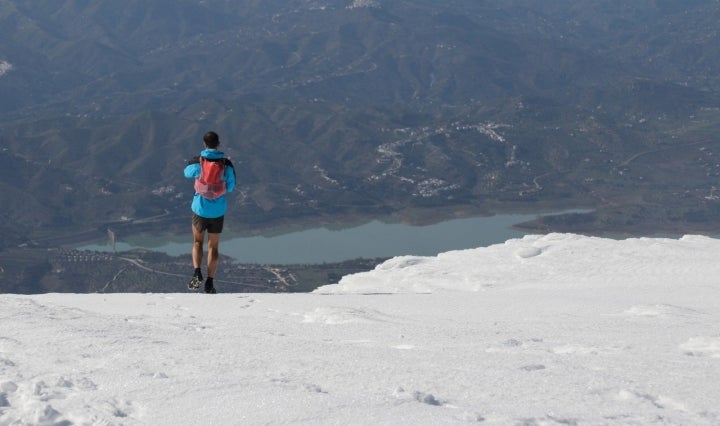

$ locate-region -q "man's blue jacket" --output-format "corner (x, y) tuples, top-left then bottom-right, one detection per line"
(184, 149), (236, 219)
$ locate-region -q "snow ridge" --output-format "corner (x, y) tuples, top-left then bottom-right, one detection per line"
(316, 233), (720, 294)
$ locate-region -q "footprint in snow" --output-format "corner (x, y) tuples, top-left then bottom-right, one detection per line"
(485, 338), (543, 353)
(515, 246), (544, 259)
(520, 364), (546, 372)
(238, 298), (257, 309)
(0, 356), (16, 367)
(1, 375), (132, 425)
(393, 387), (444, 406)
(679, 336), (720, 358)
(0, 382), (16, 412)
(615, 389), (689, 412)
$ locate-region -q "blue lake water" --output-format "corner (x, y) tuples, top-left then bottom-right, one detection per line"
(81, 212), (568, 264)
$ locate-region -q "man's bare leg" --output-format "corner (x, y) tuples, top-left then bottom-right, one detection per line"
(207, 232), (221, 279)
(189, 225), (205, 290)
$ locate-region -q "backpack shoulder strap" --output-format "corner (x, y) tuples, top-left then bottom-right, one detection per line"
(201, 157), (226, 164)
(187, 156), (201, 165)
(222, 158), (236, 180)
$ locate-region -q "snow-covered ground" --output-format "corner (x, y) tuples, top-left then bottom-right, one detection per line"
(1, 233), (719, 425)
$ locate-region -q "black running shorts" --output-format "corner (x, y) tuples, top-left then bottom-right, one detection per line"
(192, 213), (224, 234)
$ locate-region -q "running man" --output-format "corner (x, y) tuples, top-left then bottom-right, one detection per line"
(184, 131), (236, 293)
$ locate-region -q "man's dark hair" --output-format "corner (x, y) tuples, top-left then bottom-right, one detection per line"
(203, 131), (220, 149)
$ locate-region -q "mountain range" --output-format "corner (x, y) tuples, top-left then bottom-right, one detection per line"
(2, 0), (720, 250)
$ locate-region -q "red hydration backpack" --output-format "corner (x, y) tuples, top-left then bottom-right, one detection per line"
(194, 157), (227, 199)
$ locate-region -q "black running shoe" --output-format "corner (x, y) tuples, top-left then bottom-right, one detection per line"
(204, 278), (216, 294)
(188, 275), (202, 290)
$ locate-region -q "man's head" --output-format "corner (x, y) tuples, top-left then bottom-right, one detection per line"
(203, 131), (220, 149)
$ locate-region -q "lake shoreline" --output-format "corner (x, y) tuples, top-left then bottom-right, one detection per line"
(98, 201), (594, 244)
(80, 207), (594, 265)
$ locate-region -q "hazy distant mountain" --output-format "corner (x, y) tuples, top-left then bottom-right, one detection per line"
(4, 0), (718, 117)
(1, 0), (720, 248)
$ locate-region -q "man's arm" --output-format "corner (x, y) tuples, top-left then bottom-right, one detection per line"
(184, 156), (201, 179)
(224, 158), (236, 192)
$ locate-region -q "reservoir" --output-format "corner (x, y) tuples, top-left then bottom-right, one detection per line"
(82, 212), (563, 264)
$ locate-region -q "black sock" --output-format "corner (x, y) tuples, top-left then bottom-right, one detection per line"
(205, 277), (214, 286)
(194, 268), (202, 278)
